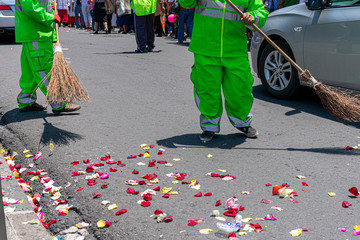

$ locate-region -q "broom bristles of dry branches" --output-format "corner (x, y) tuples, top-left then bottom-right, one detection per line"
(314, 83), (360, 122)
(46, 51), (90, 104)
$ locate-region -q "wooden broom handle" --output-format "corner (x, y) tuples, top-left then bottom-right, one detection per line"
(53, 0), (60, 44)
(225, 0), (305, 74)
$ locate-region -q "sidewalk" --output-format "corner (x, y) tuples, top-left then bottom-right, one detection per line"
(0, 145), (54, 240)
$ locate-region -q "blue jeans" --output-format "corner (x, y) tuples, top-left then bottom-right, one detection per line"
(90, 9), (95, 30)
(177, 9), (194, 43)
(75, 5), (85, 28)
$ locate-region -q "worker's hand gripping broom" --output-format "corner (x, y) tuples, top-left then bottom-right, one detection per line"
(226, 0), (360, 122)
(46, 0), (90, 104)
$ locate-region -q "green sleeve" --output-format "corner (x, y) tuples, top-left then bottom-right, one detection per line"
(20, 0), (54, 26)
(179, 0), (197, 9)
(246, 0), (268, 29)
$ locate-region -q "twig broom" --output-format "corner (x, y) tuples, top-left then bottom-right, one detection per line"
(226, 0), (360, 122)
(46, 0), (90, 105)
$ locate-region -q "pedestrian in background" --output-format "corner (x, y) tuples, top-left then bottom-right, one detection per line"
(92, 0), (110, 33)
(82, 0), (92, 28)
(15, 0), (81, 113)
(90, 0), (96, 30)
(106, 0), (115, 33)
(116, 0), (132, 34)
(75, 0), (85, 28)
(267, 0), (280, 12)
(178, 0), (268, 142)
(278, 0), (298, 8)
(176, 3), (193, 43)
(132, 0), (164, 53)
(68, 0), (76, 27)
(57, 0), (69, 26)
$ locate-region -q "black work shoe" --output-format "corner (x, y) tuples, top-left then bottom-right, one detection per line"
(19, 103), (47, 112)
(135, 48), (148, 53)
(52, 104), (81, 114)
(199, 131), (215, 142)
(237, 126), (259, 138)
(147, 45), (155, 52)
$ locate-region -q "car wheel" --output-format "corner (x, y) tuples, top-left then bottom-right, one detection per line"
(259, 40), (301, 99)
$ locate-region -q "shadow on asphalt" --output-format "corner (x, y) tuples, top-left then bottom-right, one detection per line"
(0, 108), (83, 147)
(157, 133), (360, 155)
(252, 85), (360, 128)
(94, 50), (163, 55)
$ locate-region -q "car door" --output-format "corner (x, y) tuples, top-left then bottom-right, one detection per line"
(303, 2), (360, 90)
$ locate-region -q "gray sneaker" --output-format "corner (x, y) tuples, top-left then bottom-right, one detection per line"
(237, 126), (259, 138)
(199, 131), (215, 142)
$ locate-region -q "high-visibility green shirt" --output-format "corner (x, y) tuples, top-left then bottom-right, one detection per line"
(131, 0), (157, 16)
(179, 0), (268, 57)
(15, 0), (56, 43)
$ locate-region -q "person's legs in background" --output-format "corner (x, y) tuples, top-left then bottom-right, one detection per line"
(184, 9), (193, 40)
(145, 14), (155, 51)
(177, 11), (185, 43)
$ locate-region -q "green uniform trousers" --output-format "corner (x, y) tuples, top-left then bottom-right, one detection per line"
(18, 41), (65, 110)
(191, 53), (254, 132)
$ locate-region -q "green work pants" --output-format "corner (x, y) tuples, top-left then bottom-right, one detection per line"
(191, 54), (254, 132)
(18, 41), (65, 110)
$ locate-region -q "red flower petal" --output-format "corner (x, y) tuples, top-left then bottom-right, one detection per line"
(158, 151), (163, 155)
(150, 145), (155, 148)
(162, 193), (170, 198)
(228, 233), (236, 238)
(101, 184), (108, 189)
(105, 221), (112, 226)
(346, 146), (354, 150)
(282, 183), (290, 187)
(143, 193), (152, 201)
(71, 161), (79, 165)
(349, 187), (359, 197)
(138, 180), (146, 185)
(204, 192), (212, 196)
(132, 169), (139, 174)
(117, 161), (122, 165)
(302, 182), (308, 186)
(272, 185), (283, 195)
(194, 192), (202, 197)
(100, 157), (107, 161)
(250, 223), (263, 232)
(291, 192), (298, 197)
(58, 212), (67, 216)
(163, 215), (173, 222)
(83, 159), (90, 164)
(6, 176), (12, 180)
(141, 201), (151, 207)
(138, 153), (144, 157)
(215, 200), (222, 206)
(224, 208), (239, 217)
(157, 160), (167, 164)
(93, 194), (102, 198)
(126, 188), (139, 195)
(148, 159), (156, 167)
(106, 160), (117, 165)
(115, 209), (128, 215)
(342, 201), (352, 208)
(188, 220), (198, 226)
(110, 168), (117, 172)
(154, 209), (163, 215)
(127, 155), (137, 159)
(76, 187), (84, 191)
(153, 186), (161, 191)
(239, 205), (245, 211)
(265, 183), (272, 186)
(87, 181), (97, 186)
(118, 164), (126, 167)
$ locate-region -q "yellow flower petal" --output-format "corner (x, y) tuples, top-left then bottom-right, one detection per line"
(143, 147), (150, 150)
(140, 144), (147, 148)
(169, 191), (178, 195)
(328, 192), (336, 197)
(239, 232), (247, 236)
(189, 180), (197, 187)
(279, 187), (294, 197)
(165, 163), (173, 167)
(107, 204), (118, 211)
(199, 228), (213, 234)
(218, 169), (226, 173)
(97, 220), (106, 228)
(207, 154), (213, 158)
(50, 143), (54, 152)
(162, 187), (172, 193)
(23, 149), (30, 153)
(30, 176), (39, 181)
(296, 175), (306, 179)
(0, 149), (5, 154)
(289, 229), (303, 237)
(144, 152), (151, 158)
(354, 225), (360, 230)
(25, 154), (34, 158)
(241, 218), (253, 223)
(172, 180), (179, 184)
(173, 158), (181, 161)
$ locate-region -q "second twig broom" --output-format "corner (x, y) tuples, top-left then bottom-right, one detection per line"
(46, 0), (90, 105)
(226, 0), (360, 122)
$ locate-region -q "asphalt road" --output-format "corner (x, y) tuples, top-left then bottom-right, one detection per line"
(1, 29), (360, 240)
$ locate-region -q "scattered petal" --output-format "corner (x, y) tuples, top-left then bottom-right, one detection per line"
(342, 201), (352, 208)
(169, 191), (178, 195)
(265, 183), (272, 186)
(194, 192), (202, 197)
(210, 210), (220, 217)
(23, 149), (30, 153)
(328, 192), (336, 197)
(215, 200), (222, 206)
(162, 194), (170, 198)
(188, 220), (198, 226)
(162, 187), (172, 194)
(279, 188), (294, 197)
(349, 187), (359, 197)
(204, 192), (212, 196)
(141, 201), (151, 207)
(100, 173), (110, 179)
(337, 228), (347, 232)
(289, 229), (303, 237)
(199, 228), (213, 234)
(143, 153), (151, 158)
(163, 215), (173, 222)
(302, 182), (308, 186)
(264, 213), (277, 221)
(116, 209), (127, 215)
(132, 169), (139, 174)
(241, 191), (250, 195)
(97, 220), (112, 228)
(25, 154), (34, 158)
(271, 206), (283, 211)
(107, 204), (118, 211)
(76, 187), (84, 191)
(173, 158), (181, 161)
(207, 154), (213, 158)
(296, 175), (306, 179)
(101, 201), (110, 205)
(34, 152), (42, 160)
(93, 194), (102, 198)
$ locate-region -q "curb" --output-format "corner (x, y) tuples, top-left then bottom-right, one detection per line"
(1, 145), (54, 240)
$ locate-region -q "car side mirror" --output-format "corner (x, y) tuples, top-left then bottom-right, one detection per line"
(305, 0), (325, 9)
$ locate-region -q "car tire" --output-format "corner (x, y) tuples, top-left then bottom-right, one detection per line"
(259, 40), (302, 99)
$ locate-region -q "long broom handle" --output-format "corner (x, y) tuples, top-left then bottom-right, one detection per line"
(53, 0), (61, 44)
(225, 0), (304, 74)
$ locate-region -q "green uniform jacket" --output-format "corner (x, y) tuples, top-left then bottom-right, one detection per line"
(131, 0), (157, 16)
(179, 0), (268, 57)
(15, 0), (56, 43)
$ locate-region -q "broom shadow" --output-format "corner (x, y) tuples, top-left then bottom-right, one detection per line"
(39, 117), (84, 147)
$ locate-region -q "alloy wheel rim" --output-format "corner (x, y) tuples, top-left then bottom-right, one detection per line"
(264, 50), (292, 91)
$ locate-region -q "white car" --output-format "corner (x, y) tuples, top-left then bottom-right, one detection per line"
(0, 0), (15, 36)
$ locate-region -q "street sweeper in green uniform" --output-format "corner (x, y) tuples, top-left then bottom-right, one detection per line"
(179, 0), (268, 142)
(15, 0), (80, 113)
